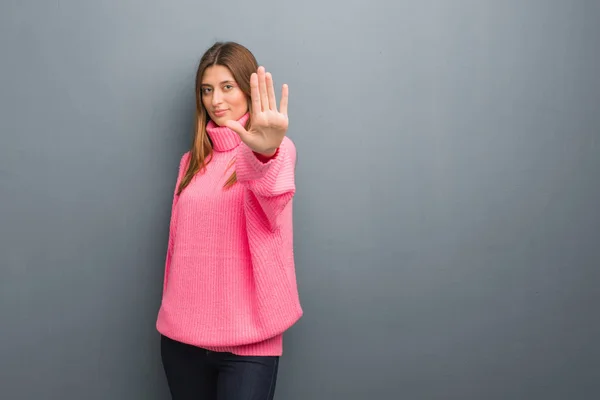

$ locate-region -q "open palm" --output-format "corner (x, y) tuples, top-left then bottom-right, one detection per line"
(226, 66), (289, 156)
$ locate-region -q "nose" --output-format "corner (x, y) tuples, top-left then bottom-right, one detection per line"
(211, 89), (223, 107)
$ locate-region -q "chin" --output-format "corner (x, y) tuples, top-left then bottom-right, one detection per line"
(209, 111), (243, 126)
(209, 115), (226, 126)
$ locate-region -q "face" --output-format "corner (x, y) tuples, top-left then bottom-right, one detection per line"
(200, 65), (249, 126)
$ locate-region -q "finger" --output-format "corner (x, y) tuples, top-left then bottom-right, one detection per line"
(279, 84), (289, 116)
(250, 73), (260, 115)
(257, 66), (269, 111)
(266, 72), (277, 111)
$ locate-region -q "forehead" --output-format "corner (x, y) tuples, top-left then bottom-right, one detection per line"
(201, 65), (235, 85)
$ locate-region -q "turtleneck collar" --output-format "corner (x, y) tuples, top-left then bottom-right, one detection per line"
(206, 112), (250, 152)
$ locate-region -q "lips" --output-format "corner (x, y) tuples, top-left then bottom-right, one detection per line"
(213, 109), (228, 117)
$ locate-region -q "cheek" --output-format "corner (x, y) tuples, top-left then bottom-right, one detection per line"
(233, 92), (248, 110)
(201, 94), (210, 109)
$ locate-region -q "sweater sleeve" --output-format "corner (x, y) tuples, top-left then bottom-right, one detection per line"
(162, 152), (190, 294)
(235, 136), (297, 231)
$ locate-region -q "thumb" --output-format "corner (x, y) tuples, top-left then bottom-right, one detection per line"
(225, 120), (249, 138)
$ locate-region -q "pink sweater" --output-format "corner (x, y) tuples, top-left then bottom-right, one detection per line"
(156, 113), (303, 356)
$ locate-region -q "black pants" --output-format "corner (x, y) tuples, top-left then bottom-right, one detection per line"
(160, 335), (279, 400)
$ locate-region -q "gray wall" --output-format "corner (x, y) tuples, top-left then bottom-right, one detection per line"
(1, 0), (599, 399)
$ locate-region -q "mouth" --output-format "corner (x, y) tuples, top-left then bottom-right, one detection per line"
(213, 109), (228, 117)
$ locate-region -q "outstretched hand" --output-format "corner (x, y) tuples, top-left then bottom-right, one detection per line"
(226, 66), (289, 157)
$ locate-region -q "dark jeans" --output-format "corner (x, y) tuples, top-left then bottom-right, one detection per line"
(160, 335), (279, 400)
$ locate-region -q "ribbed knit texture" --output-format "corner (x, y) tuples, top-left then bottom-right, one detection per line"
(156, 112), (303, 356)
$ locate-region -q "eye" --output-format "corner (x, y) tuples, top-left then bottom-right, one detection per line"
(224, 84), (234, 90)
(201, 87), (212, 95)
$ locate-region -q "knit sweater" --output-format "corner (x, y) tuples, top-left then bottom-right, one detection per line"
(155, 112), (303, 356)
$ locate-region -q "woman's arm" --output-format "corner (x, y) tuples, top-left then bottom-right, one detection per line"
(235, 137), (296, 231)
(162, 152), (189, 293)
(225, 66), (296, 230)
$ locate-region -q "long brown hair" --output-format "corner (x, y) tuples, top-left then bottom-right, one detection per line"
(177, 41), (258, 195)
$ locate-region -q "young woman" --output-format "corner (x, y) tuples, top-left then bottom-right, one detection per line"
(155, 41), (303, 400)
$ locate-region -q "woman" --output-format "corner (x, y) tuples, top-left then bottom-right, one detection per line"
(156, 41), (303, 399)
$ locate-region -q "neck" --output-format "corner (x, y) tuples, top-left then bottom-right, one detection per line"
(206, 113), (250, 152)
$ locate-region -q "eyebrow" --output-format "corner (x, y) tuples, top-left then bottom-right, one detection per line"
(201, 80), (235, 87)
